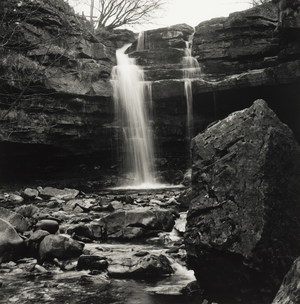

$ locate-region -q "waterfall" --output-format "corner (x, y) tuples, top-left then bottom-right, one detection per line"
(136, 31), (146, 51)
(182, 41), (201, 141)
(111, 45), (155, 186)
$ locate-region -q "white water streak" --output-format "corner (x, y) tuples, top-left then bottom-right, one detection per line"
(182, 41), (201, 141)
(111, 45), (155, 185)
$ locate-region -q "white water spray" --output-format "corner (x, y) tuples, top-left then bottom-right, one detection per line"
(111, 45), (155, 186)
(182, 41), (201, 141)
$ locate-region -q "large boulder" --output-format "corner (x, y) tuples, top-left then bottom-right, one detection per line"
(0, 218), (26, 263)
(184, 99), (300, 302)
(39, 234), (84, 261)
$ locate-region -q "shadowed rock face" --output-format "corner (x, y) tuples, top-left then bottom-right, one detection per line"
(184, 100), (300, 303)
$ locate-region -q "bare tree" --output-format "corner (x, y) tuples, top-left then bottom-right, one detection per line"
(250, 0), (272, 6)
(91, 0), (167, 30)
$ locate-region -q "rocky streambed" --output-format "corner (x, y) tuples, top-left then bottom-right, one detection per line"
(0, 185), (205, 304)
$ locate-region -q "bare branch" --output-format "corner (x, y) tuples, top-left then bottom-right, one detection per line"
(93, 0), (167, 30)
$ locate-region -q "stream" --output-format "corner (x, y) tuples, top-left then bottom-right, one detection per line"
(0, 187), (205, 304)
(0, 237), (201, 304)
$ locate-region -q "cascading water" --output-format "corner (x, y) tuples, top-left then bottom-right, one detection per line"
(111, 44), (155, 186)
(182, 40), (201, 141)
(136, 31), (146, 51)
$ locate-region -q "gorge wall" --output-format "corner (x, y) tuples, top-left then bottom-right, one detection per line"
(0, 0), (300, 186)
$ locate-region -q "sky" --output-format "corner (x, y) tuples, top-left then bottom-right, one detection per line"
(68, 0), (252, 32)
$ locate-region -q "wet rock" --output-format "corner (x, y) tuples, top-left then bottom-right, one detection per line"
(108, 254), (174, 278)
(166, 246), (180, 254)
(14, 205), (40, 230)
(185, 99), (300, 302)
(95, 208), (175, 239)
(0, 207), (29, 233)
(134, 251), (149, 257)
(177, 188), (193, 209)
(69, 213), (118, 240)
(35, 219), (59, 234)
(272, 256), (300, 304)
(38, 187), (79, 200)
(22, 188), (39, 200)
(108, 200), (124, 210)
(0, 218), (26, 263)
(77, 255), (108, 271)
(27, 230), (50, 258)
(6, 194), (24, 203)
(39, 235), (84, 261)
(174, 212), (187, 233)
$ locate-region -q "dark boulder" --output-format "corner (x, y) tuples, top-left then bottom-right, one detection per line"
(35, 219), (59, 234)
(184, 99), (300, 302)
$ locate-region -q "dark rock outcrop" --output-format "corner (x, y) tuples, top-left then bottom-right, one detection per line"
(184, 100), (300, 302)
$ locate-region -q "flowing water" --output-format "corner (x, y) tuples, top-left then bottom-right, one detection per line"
(0, 215), (202, 304)
(182, 41), (201, 141)
(111, 45), (155, 186)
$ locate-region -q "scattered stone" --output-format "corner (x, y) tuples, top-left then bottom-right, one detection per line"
(38, 187), (79, 200)
(22, 188), (39, 200)
(7, 194), (24, 203)
(166, 246), (180, 254)
(34, 264), (48, 273)
(35, 219), (59, 234)
(109, 200), (124, 210)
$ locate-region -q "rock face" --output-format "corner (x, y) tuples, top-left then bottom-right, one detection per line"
(272, 256), (300, 304)
(184, 100), (300, 302)
(0, 0), (118, 180)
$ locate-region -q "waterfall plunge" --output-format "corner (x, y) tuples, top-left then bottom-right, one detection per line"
(111, 45), (155, 187)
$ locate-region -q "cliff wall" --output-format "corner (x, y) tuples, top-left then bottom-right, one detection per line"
(1, 0), (300, 185)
